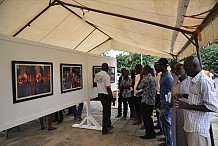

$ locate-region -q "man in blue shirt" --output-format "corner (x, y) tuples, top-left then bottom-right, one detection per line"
(156, 58), (173, 146)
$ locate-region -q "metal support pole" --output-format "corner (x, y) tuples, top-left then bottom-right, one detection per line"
(194, 34), (202, 68)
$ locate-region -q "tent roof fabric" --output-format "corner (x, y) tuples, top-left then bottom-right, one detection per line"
(0, 0), (217, 58)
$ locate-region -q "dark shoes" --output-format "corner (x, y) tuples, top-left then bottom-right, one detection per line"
(115, 114), (122, 118)
(133, 121), (141, 125)
(109, 126), (114, 130)
(154, 125), (161, 129)
(57, 118), (64, 124)
(156, 130), (163, 136)
(102, 131), (113, 135)
(48, 127), (57, 131)
(140, 135), (156, 139)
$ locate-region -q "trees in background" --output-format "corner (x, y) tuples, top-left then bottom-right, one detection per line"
(201, 44), (218, 74)
(101, 43), (218, 74)
(116, 52), (161, 73)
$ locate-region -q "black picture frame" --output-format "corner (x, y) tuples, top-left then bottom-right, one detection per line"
(93, 66), (115, 87)
(12, 61), (53, 104)
(108, 67), (115, 83)
(60, 64), (83, 93)
(93, 66), (102, 87)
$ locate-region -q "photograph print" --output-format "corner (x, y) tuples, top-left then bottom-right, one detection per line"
(12, 61), (53, 103)
(93, 66), (116, 87)
(93, 66), (102, 87)
(60, 64), (83, 93)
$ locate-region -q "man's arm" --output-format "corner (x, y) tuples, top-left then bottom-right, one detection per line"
(175, 100), (213, 112)
(106, 87), (115, 106)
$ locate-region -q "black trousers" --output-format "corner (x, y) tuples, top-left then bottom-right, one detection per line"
(140, 103), (156, 137)
(54, 110), (63, 120)
(123, 97), (134, 118)
(155, 94), (161, 128)
(133, 96), (142, 121)
(98, 94), (112, 133)
(117, 93), (123, 116)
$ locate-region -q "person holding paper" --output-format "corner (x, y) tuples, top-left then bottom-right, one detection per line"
(155, 58), (173, 146)
(172, 63), (191, 146)
(175, 56), (218, 146)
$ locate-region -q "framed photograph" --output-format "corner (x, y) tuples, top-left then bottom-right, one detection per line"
(93, 66), (116, 87)
(108, 67), (115, 83)
(60, 64), (83, 93)
(93, 66), (102, 87)
(12, 61), (53, 104)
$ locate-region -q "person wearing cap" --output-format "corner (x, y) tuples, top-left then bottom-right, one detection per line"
(156, 58), (173, 146)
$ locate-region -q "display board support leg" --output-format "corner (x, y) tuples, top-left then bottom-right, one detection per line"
(72, 99), (102, 131)
(5, 125), (21, 139)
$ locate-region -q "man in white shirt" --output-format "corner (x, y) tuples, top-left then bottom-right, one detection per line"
(176, 56), (218, 146)
(133, 64), (143, 125)
(94, 63), (114, 135)
(172, 63), (191, 146)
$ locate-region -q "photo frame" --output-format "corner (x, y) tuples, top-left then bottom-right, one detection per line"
(93, 66), (116, 87)
(108, 67), (115, 83)
(12, 61), (53, 103)
(93, 66), (102, 87)
(60, 64), (83, 93)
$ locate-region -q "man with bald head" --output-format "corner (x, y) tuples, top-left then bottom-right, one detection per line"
(94, 63), (114, 135)
(176, 56), (218, 146)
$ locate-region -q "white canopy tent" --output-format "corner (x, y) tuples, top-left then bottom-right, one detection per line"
(0, 0), (218, 59)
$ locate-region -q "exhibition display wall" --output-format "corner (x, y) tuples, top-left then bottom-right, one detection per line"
(0, 35), (117, 131)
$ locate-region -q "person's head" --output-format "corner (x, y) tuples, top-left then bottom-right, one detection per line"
(142, 65), (151, 75)
(174, 63), (187, 80)
(130, 70), (136, 77)
(102, 63), (109, 72)
(170, 61), (178, 74)
(156, 58), (169, 73)
(149, 68), (155, 77)
(135, 64), (142, 74)
(123, 70), (129, 78)
(121, 68), (126, 76)
(184, 56), (202, 77)
(36, 73), (42, 82)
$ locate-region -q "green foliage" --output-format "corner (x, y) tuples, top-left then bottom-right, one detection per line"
(200, 44), (218, 73)
(116, 52), (161, 73)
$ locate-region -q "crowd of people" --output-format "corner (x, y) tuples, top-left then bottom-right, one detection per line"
(95, 56), (218, 146)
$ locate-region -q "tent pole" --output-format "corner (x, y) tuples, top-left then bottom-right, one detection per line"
(194, 34), (202, 68)
(13, 1), (57, 37)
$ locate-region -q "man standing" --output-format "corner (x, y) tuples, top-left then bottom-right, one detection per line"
(94, 63), (114, 135)
(176, 56), (218, 146)
(133, 64), (143, 125)
(137, 65), (157, 139)
(156, 58), (173, 146)
(172, 63), (191, 146)
(116, 68), (126, 118)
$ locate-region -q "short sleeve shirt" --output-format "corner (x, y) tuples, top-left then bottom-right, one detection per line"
(121, 77), (132, 98)
(160, 71), (173, 106)
(138, 74), (157, 105)
(184, 71), (218, 137)
(94, 70), (111, 95)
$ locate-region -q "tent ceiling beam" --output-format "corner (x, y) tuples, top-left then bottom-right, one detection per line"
(181, 31), (196, 47)
(177, 2), (218, 55)
(59, 2), (111, 38)
(56, 0), (193, 35)
(87, 38), (111, 53)
(13, 1), (58, 37)
(74, 28), (96, 50)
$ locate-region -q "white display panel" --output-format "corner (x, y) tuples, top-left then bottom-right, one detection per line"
(0, 35), (116, 131)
